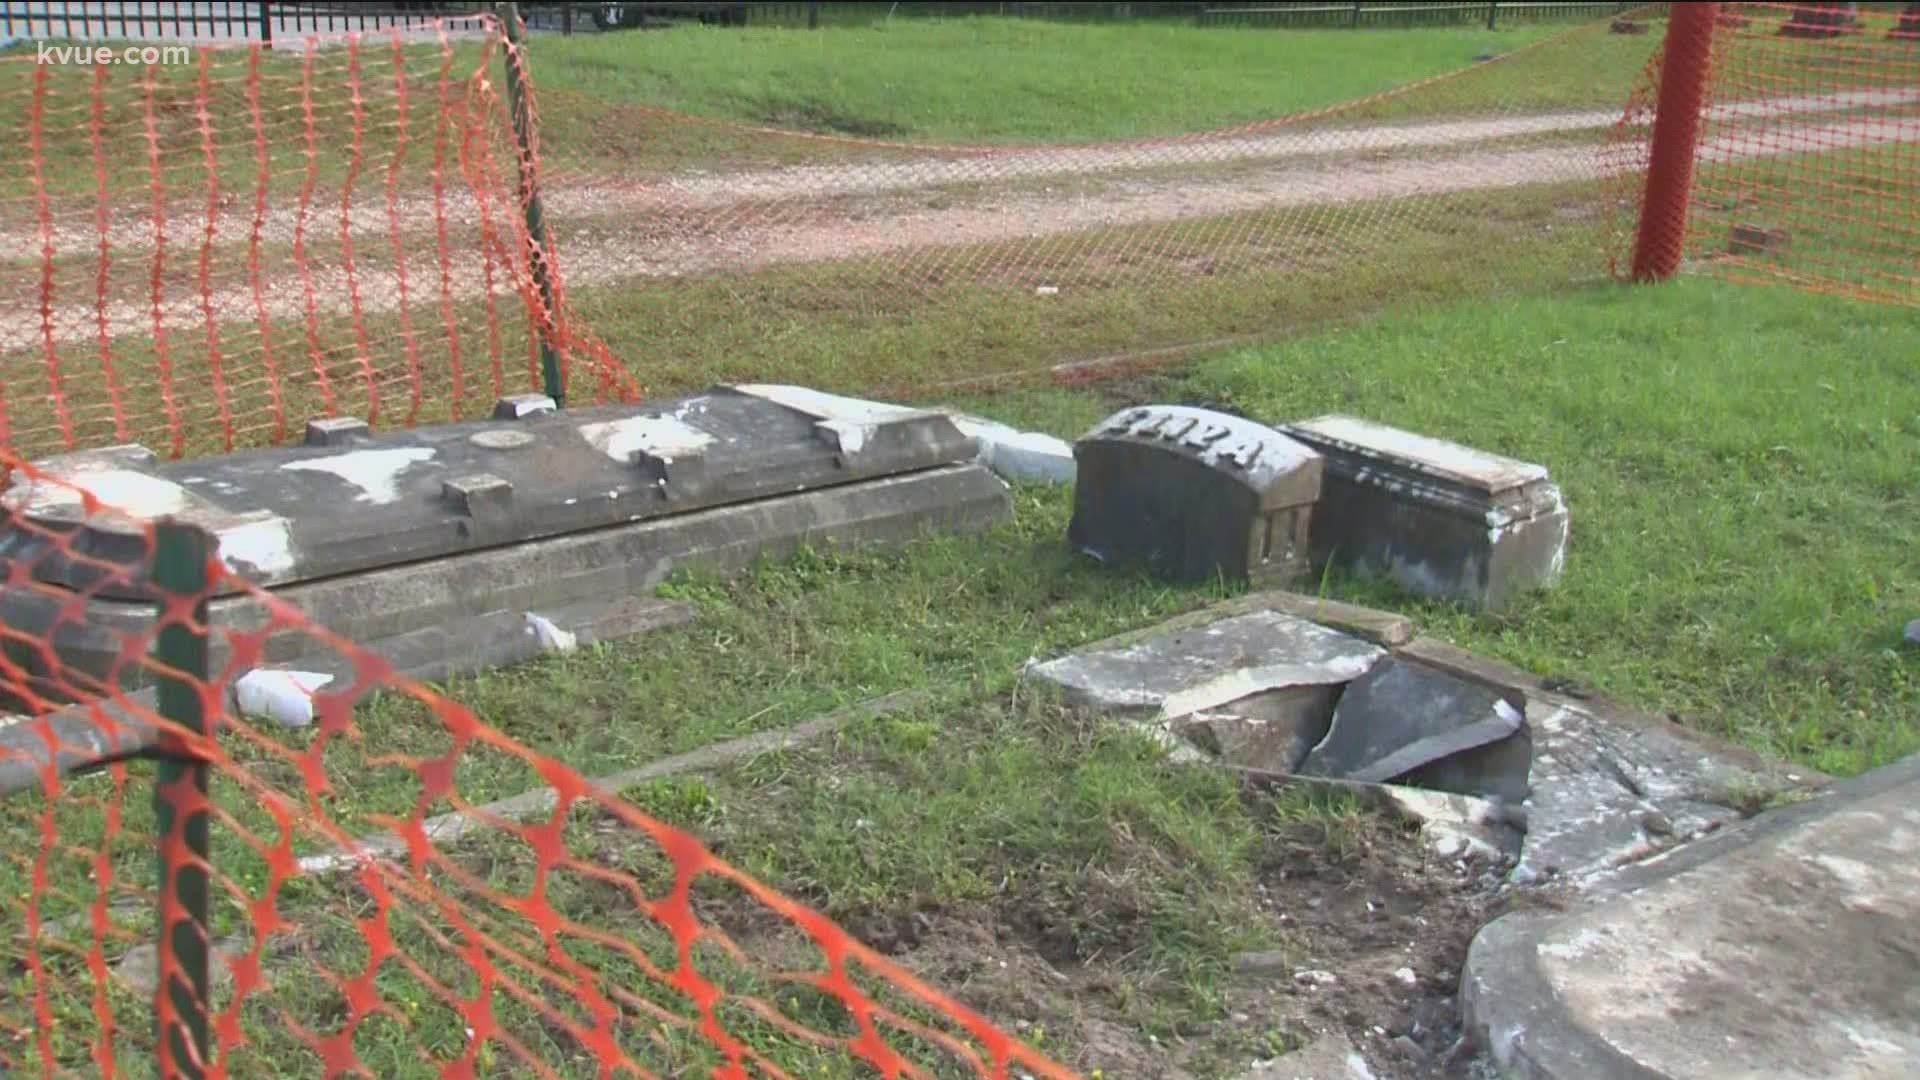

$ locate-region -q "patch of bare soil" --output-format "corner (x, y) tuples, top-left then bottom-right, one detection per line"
(837, 818), (1527, 1080)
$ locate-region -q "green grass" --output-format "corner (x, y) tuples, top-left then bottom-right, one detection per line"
(9, 278), (1918, 1074)
(529, 17), (1634, 145)
(1173, 278), (1920, 775)
(531, 19), (1536, 139)
(2, 501), (1399, 1077)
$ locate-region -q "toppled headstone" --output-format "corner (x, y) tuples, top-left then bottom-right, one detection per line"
(1278, 415), (1567, 612)
(1295, 657), (1530, 803)
(1070, 405), (1322, 586)
(1905, 617), (1920, 646)
(1024, 609), (1383, 771)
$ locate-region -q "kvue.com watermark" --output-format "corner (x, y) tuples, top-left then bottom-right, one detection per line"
(36, 41), (192, 66)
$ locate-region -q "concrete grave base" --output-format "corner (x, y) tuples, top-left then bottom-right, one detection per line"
(1462, 753), (1920, 1080)
(1, 463), (1009, 698)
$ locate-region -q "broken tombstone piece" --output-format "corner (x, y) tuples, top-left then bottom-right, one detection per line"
(1278, 414), (1567, 612)
(1023, 608), (1383, 772)
(1069, 405), (1321, 586)
(1296, 656), (1531, 804)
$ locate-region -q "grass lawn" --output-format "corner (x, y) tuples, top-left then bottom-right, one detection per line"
(6, 10), (1920, 1076)
(1041, 278), (1920, 776)
(527, 18), (1634, 144)
(10, 274), (1916, 1076)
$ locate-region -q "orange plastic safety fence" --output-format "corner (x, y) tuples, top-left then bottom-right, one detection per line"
(1614, 2), (1920, 303)
(0, 17), (639, 463)
(515, 11), (1673, 399)
(0, 454), (1073, 1078)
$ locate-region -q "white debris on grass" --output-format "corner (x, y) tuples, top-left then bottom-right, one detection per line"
(232, 670), (334, 730)
(524, 612), (579, 654)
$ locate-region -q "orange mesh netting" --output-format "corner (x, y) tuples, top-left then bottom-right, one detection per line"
(523, 10), (1673, 395)
(0, 455), (1073, 1078)
(0, 16), (639, 463)
(1614, 2), (1920, 302)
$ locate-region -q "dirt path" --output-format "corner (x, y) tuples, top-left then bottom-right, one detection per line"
(18, 87), (1913, 260)
(3, 97), (1914, 353)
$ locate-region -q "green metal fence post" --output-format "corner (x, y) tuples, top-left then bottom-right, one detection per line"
(151, 521), (213, 1080)
(1351, 2), (1363, 28)
(1486, 1), (1498, 30)
(497, 2), (565, 406)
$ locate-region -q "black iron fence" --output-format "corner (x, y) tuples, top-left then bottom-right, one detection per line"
(1197, 2), (1638, 29)
(0, 0), (1645, 42)
(737, 1), (1639, 28)
(0, 2), (492, 43)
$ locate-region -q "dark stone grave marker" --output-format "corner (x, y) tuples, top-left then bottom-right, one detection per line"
(1068, 405), (1321, 586)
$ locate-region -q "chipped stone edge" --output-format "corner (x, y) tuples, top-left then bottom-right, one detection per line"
(1052, 590), (1416, 661)
(1459, 755), (1917, 1079)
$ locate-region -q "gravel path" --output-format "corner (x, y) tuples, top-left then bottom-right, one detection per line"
(2, 91), (1915, 352)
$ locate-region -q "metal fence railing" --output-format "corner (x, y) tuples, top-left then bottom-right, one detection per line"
(0, 1), (1651, 41)
(742, 1), (1640, 29)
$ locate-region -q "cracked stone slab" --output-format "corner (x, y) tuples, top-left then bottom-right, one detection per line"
(1462, 753), (1920, 1080)
(1390, 636), (1827, 892)
(1514, 702), (1807, 889)
(1295, 656), (1529, 800)
(1023, 608), (1385, 721)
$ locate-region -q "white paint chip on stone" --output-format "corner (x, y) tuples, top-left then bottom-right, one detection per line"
(577, 415), (713, 463)
(217, 516), (296, 581)
(283, 447), (435, 504)
(5, 468), (193, 519)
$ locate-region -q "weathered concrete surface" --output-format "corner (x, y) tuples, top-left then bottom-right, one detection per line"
(1024, 608), (1383, 720)
(1071, 405), (1322, 586)
(0, 388), (976, 599)
(1279, 415), (1567, 612)
(1462, 753), (1920, 1080)
(1296, 656), (1528, 799)
(1, 462), (1010, 700)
